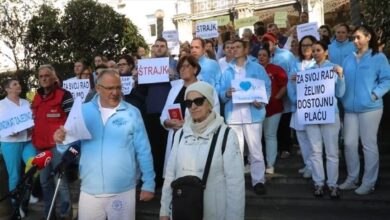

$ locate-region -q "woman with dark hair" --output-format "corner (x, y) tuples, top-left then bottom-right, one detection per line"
(339, 25), (390, 195)
(160, 55), (220, 174)
(258, 47), (287, 174)
(305, 40), (345, 198)
(288, 35), (317, 178)
(328, 23), (356, 66)
(319, 24), (332, 43)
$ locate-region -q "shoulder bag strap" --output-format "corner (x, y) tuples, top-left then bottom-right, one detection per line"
(221, 127), (231, 155)
(201, 125), (222, 188)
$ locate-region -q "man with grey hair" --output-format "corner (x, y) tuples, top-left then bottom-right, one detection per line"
(54, 69), (155, 220)
(31, 64), (73, 219)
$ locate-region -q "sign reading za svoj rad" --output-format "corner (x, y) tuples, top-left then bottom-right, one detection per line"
(296, 66), (336, 124)
(62, 78), (91, 102)
(138, 57), (170, 84)
(0, 104), (34, 137)
(231, 78), (268, 104)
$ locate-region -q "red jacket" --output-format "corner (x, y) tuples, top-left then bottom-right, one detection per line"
(264, 63), (288, 117)
(31, 87), (67, 150)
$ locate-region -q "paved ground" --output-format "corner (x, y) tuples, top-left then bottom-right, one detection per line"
(2, 143), (390, 220)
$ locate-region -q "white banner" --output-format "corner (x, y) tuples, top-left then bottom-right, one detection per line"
(62, 79), (90, 102)
(138, 57), (170, 84)
(63, 97), (92, 144)
(196, 21), (219, 39)
(232, 78), (268, 104)
(0, 105), (34, 137)
(296, 66), (336, 124)
(297, 22), (320, 41)
(120, 76), (134, 95)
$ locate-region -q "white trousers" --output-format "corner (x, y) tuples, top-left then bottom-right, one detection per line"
(230, 123), (265, 185)
(306, 115), (340, 187)
(343, 109), (383, 188)
(296, 130), (312, 171)
(78, 189), (136, 220)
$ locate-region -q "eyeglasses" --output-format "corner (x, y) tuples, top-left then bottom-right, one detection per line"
(98, 84), (122, 91)
(184, 96), (206, 108)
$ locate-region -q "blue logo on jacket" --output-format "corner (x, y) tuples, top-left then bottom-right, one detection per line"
(112, 118), (128, 127)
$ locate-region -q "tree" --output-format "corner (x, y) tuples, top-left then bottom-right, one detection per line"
(25, 4), (67, 67)
(0, 0), (36, 70)
(61, 0), (147, 63)
(362, 0), (390, 55)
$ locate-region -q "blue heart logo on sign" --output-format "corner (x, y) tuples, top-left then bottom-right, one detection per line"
(239, 81), (252, 91)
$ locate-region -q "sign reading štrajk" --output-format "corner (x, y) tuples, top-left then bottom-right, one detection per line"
(138, 57), (170, 84)
(196, 21), (218, 39)
(62, 79), (90, 102)
(231, 78), (268, 104)
(0, 105), (34, 137)
(296, 66), (336, 124)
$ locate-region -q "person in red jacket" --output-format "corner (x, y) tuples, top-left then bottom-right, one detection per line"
(258, 47), (288, 174)
(31, 64), (73, 220)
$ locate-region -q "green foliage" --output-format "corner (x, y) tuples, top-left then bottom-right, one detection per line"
(362, 0), (390, 56)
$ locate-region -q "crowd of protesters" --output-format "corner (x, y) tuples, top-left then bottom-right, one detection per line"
(1, 10), (390, 220)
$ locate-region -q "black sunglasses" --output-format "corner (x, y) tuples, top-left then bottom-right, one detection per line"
(184, 96), (207, 108)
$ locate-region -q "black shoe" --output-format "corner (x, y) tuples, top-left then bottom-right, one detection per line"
(313, 185), (324, 197)
(254, 183), (266, 195)
(329, 186), (340, 199)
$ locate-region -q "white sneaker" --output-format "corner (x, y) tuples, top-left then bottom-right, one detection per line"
(29, 195), (38, 204)
(339, 181), (358, 190)
(354, 184), (374, 195)
(265, 166), (274, 174)
(302, 169), (312, 179)
(19, 207), (25, 218)
(298, 166), (306, 174)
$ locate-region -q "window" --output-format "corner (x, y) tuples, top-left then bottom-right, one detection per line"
(150, 24), (156, 37)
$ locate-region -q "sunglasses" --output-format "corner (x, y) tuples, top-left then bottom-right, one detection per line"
(184, 96), (206, 108)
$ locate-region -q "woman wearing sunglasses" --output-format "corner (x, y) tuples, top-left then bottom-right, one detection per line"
(160, 55), (220, 176)
(160, 81), (244, 220)
(219, 39), (271, 195)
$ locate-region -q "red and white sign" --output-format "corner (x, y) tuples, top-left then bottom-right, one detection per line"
(138, 57), (170, 84)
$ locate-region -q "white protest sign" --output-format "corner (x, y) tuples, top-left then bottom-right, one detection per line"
(62, 78), (90, 102)
(163, 30), (179, 42)
(296, 66), (336, 124)
(0, 105), (34, 137)
(232, 78), (268, 104)
(196, 21), (218, 39)
(138, 57), (170, 84)
(297, 22), (320, 41)
(120, 76), (134, 95)
(163, 30), (180, 55)
(63, 97), (92, 144)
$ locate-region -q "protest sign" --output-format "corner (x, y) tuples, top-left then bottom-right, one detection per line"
(232, 78), (268, 104)
(138, 57), (170, 84)
(297, 22), (320, 41)
(163, 30), (180, 55)
(196, 21), (219, 39)
(296, 66), (336, 124)
(197, 15), (230, 26)
(274, 12), (288, 28)
(234, 16), (258, 29)
(120, 76), (134, 95)
(63, 97), (91, 144)
(62, 78), (90, 102)
(0, 105), (34, 137)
